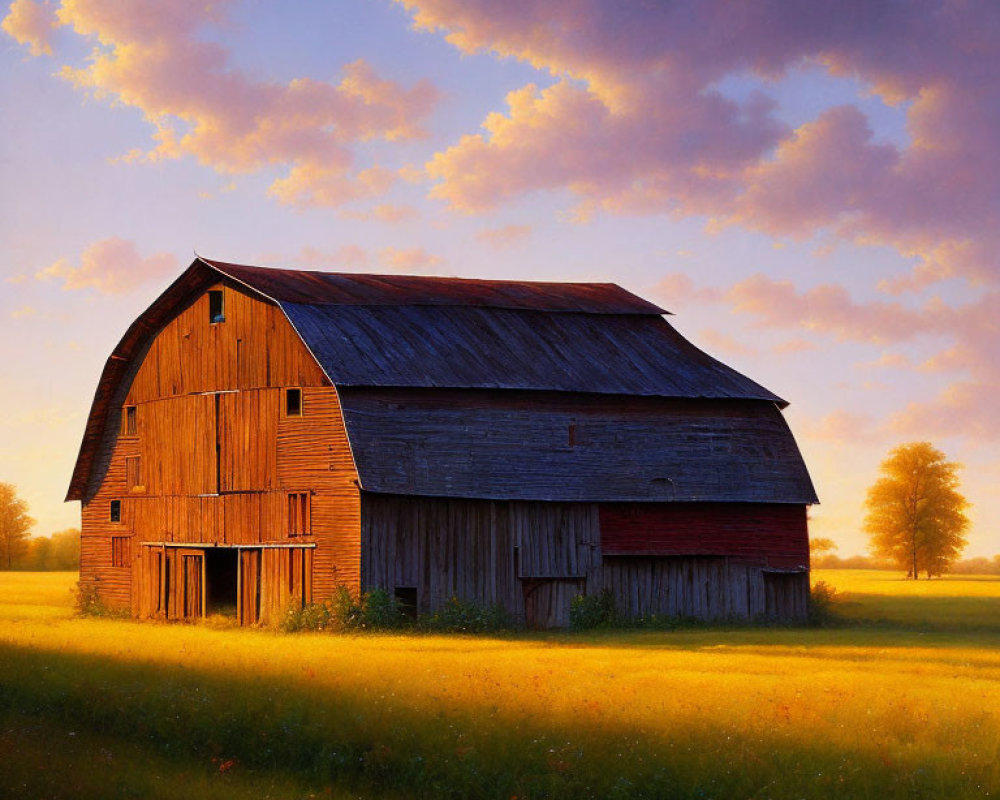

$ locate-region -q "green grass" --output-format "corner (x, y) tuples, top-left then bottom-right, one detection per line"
(1, 571), (999, 799)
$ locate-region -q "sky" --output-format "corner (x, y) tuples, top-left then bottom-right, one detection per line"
(1, 0), (998, 558)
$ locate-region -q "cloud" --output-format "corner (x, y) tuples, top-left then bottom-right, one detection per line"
(402, 0), (1000, 287)
(9, 305), (37, 319)
(802, 410), (879, 443)
(3, 1), (438, 208)
(2, 0), (56, 56)
(696, 328), (757, 359)
(288, 245), (370, 271)
(338, 204), (420, 223)
(378, 246), (445, 274)
(475, 224), (531, 250)
(773, 338), (817, 355)
(653, 272), (723, 306)
(36, 237), (177, 294)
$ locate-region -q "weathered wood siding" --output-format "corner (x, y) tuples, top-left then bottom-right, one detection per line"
(599, 503), (809, 569)
(362, 494), (809, 625)
(361, 494), (601, 624)
(79, 282), (360, 618)
(601, 557), (807, 621)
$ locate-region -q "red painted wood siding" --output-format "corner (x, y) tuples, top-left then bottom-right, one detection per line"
(599, 503), (809, 569)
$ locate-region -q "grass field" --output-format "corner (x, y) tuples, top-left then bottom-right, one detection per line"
(1, 571), (999, 799)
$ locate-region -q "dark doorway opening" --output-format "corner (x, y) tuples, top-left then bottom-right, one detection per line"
(205, 548), (238, 617)
(394, 587), (417, 620)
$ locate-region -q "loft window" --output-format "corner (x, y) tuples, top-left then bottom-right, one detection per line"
(287, 492), (310, 536)
(110, 499), (122, 523)
(125, 456), (141, 490)
(122, 405), (137, 436)
(112, 536), (130, 567)
(209, 290), (225, 323)
(286, 388), (302, 417)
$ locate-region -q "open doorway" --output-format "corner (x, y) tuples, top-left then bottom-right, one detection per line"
(205, 548), (238, 618)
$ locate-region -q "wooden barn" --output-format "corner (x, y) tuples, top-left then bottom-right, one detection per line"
(67, 257), (817, 627)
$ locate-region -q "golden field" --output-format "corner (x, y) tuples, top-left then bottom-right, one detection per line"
(1, 570), (998, 799)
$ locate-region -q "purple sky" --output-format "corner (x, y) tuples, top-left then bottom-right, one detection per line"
(2, 0), (998, 557)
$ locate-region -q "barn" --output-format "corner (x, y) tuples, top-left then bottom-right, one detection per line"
(67, 257), (817, 627)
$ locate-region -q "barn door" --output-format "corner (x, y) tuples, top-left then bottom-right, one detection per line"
(239, 548), (261, 625)
(522, 578), (584, 629)
(137, 546), (166, 619)
(181, 551), (205, 619)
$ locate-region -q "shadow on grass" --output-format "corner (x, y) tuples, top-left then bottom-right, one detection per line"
(0, 639), (995, 799)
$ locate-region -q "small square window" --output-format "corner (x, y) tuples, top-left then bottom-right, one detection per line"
(110, 499), (122, 523)
(122, 405), (137, 436)
(209, 290), (225, 323)
(286, 388), (302, 417)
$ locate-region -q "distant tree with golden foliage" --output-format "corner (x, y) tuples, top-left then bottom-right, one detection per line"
(864, 442), (969, 579)
(0, 482), (34, 570)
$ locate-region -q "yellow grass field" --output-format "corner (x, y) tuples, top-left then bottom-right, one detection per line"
(1, 570), (999, 799)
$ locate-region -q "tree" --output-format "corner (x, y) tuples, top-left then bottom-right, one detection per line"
(864, 442), (969, 579)
(809, 537), (838, 557)
(0, 482), (34, 570)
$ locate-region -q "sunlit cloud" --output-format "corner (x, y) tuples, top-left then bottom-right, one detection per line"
(339, 204), (420, 224)
(401, 0), (1000, 288)
(2, 0), (439, 208)
(802, 410), (879, 444)
(475, 224), (531, 250)
(35, 237), (177, 294)
(9, 305), (37, 319)
(378, 246), (445, 274)
(1, 0), (56, 56)
(697, 328), (757, 358)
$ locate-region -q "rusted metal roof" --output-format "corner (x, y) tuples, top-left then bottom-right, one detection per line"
(203, 258), (666, 315)
(283, 303), (784, 401)
(340, 389), (818, 504)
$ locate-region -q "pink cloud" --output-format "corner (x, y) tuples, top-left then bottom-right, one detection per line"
(697, 328), (757, 359)
(378, 246), (445, 274)
(36, 237), (177, 294)
(475, 224), (531, 250)
(3, 1), (438, 208)
(802, 410), (879, 443)
(1, 0), (56, 56)
(402, 0), (1000, 287)
(653, 273), (724, 306)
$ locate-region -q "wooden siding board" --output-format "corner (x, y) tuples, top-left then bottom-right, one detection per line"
(341, 389), (816, 504)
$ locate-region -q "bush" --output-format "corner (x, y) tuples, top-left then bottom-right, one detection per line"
(808, 580), (840, 626)
(419, 596), (513, 633)
(569, 589), (619, 630)
(73, 581), (130, 619)
(280, 586), (409, 633)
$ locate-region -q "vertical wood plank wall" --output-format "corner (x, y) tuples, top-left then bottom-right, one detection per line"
(78, 282), (360, 618)
(361, 493), (809, 625)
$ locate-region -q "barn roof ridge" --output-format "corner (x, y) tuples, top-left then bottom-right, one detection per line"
(199, 257), (670, 315)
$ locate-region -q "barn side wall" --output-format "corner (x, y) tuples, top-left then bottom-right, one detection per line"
(79, 282), (360, 619)
(360, 494), (809, 626)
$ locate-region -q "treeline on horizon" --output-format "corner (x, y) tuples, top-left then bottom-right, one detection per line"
(5, 529), (80, 571)
(812, 552), (1000, 575)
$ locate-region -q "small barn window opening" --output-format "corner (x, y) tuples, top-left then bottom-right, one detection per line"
(109, 499), (122, 523)
(111, 535), (130, 567)
(122, 405), (137, 436)
(287, 492), (311, 536)
(286, 388), (303, 417)
(209, 290), (225, 323)
(394, 587), (417, 620)
(125, 456), (142, 491)
(568, 423), (577, 447)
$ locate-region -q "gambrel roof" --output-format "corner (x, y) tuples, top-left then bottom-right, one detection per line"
(67, 257), (817, 505)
